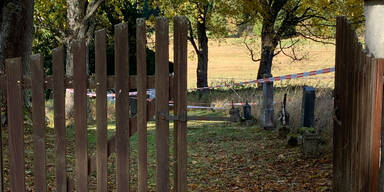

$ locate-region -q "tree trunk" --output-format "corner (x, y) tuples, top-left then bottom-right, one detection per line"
(257, 19), (277, 80)
(258, 19), (277, 130)
(196, 20), (209, 88)
(0, 1), (34, 190)
(65, 0), (100, 120)
(0, 0), (34, 107)
(0, 1), (34, 74)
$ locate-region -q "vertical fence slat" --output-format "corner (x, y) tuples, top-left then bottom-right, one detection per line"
(95, 29), (108, 192)
(31, 54), (47, 192)
(73, 39), (88, 191)
(5, 58), (25, 192)
(137, 18), (148, 192)
(333, 17), (344, 191)
(174, 16), (188, 192)
(115, 22), (130, 192)
(369, 58), (383, 191)
(53, 47), (67, 192)
(357, 49), (365, 190)
(365, 55), (373, 190)
(155, 17), (170, 192)
(362, 54), (371, 190)
(0, 92), (3, 192)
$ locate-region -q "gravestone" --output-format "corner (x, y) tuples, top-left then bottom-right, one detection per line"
(243, 101), (252, 120)
(229, 106), (241, 122)
(301, 86), (316, 127)
(302, 133), (321, 157)
(261, 74), (274, 129)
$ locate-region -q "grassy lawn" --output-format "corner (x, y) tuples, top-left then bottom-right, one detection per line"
(1, 108), (332, 191)
(1, 37), (335, 191)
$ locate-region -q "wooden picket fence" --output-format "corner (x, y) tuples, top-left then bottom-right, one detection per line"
(2, 16), (188, 192)
(333, 17), (384, 191)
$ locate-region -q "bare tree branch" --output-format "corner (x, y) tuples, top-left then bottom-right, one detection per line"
(187, 19), (200, 55)
(243, 35), (281, 62)
(279, 39), (304, 61)
(243, 40), (261, 62)
(297, 32), (335, 45)
(83, 0), (105, 23)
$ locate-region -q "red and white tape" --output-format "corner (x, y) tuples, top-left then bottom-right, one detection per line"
(66, 67), (335, 97)
(189, 67), (335, 91)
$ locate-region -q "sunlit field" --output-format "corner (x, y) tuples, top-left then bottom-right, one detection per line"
(167, 37), (335, 88)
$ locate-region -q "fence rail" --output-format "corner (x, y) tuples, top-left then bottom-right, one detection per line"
(2, 16), (188, 192)
(334, 16), (384, 192)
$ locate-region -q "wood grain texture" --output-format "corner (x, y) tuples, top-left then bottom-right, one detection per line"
(5, 57), (25, 192)
(73, 39), (88, 191)
(333, 17), (383, 191)
(31, 54), (47, 192)
(174, 16), (188, 192)
(137, 18), (148, 192)
(155, 17), (170, 192)
(95, 29), (108, 192)
(52, 47), (67, 192)
(115, 22), (130, 192)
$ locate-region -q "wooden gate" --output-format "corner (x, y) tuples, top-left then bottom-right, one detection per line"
(2, 16), (188, 191)
(334, 17), (384, 191)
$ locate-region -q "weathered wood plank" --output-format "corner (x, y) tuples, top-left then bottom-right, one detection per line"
(31, 54), (47, 192)
(115, 22), (130, 192)
(5, 57), (25, 192)
(369, 58), (383, 191)
(52, 47), (67, 192)
(73, 39), (88, 191)
(333, 17), (344, 191)
(95, 29), (108, 192)
(174, 16), (188, 192)
(155, 17), (170, 192)
(137, 18), (148, 192)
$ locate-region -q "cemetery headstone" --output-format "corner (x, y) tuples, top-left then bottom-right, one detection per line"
(301, 86), (316, 128)
(261, 73), (274, 129)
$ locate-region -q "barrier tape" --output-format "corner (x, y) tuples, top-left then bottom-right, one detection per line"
(169, 104), (226, 110)
(189, 67), (335, 91)
(66, 67), (335, 97)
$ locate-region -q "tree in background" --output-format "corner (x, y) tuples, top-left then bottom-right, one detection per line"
(224, 0), (363, 80)
(0, 0), (34, 74)
(1, 0), (34, 112)
(34, 0), (67, 75)
(153, 0), (228, 88)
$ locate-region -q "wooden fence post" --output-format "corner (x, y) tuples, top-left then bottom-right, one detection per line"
(174, 16), (188, 192)
(137, 18), (148, 192)
(31, 54), (47, 192)
(115, 22), (130, 192)
(73, 39), (88, 191)
(95, 29), (108, 192)
(5, 57), (25, 192)
(155, 17), (170, 192)
(52, 47), (67, 192)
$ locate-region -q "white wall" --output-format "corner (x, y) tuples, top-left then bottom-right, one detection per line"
(365, 1), (384, 58)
